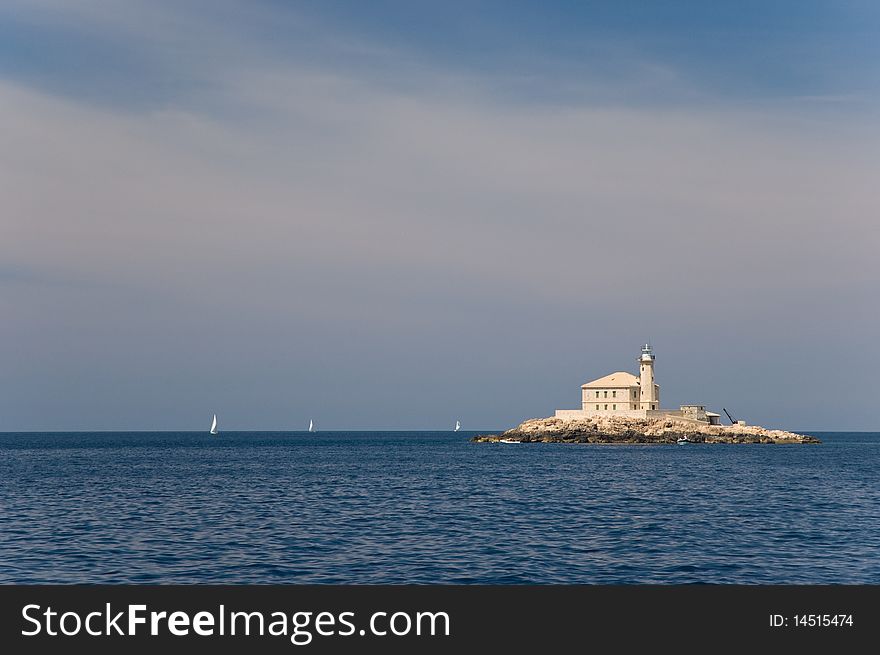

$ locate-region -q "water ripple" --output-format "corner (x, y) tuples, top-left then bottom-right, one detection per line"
(0, 431), (878, 584)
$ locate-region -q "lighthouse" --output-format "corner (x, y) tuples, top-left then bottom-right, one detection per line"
(556, 344), (724, 422)
(639, 343), (659, 410)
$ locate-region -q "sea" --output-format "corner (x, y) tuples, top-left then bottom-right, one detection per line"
(0, 431), (877, 584)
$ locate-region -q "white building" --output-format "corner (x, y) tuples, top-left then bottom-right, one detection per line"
(555, 344), (720, 424)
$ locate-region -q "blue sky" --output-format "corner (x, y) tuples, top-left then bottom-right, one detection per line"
(2, 1), (877, 107)
(1, 1), (878, 430)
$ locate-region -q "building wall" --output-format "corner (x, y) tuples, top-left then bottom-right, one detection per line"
(639, 383), (661, 410)
(581, 386), (641, 411)
(555, 408), (713, 423)
(680, 405), (708, 421)
(639, 359), (656, 406)
(556, 409), (649, 420)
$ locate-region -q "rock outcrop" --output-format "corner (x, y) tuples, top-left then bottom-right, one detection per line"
(472, 415), (820, 444)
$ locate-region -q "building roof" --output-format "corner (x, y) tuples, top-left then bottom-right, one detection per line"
(581, 372), (640, 388)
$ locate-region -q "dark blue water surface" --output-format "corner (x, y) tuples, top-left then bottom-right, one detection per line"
(1, 431), (878, 584)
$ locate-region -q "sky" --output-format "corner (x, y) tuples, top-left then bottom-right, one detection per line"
(1, 1), (878, 431)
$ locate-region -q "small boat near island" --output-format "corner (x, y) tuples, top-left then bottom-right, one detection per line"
(209, 414), (219, 435)
(677, 436), (690, 444)
(499, 438), (520, 444)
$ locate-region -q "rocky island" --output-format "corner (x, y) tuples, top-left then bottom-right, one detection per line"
(472, 415), (820, 444)
(479, 343), (821, 444)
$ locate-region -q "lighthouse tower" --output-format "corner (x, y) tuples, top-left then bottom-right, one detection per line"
(639, 343), (659, 410)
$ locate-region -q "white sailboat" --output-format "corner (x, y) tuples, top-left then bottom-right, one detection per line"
(454, 420), (461, 432)
(308, 419), (315, 433)
(209, 414), (219, 435)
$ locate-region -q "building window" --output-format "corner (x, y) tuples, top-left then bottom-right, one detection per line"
(604, 404), (608, 410)
(604, 391), (608, 398)
(595, 391), (599, 398)
(596, 405), (599, 410)
(613, 404), (616, 410)
(652, 404), (656, 410)
(612, 390), (617, 398)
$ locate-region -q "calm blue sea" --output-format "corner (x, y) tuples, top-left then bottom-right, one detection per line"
(0, 431), (878, 584)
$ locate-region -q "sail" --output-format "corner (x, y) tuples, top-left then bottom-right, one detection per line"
(309, 419), (314, 432)
(454, 420), (461, 432)
(210, 414), (218, 434)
